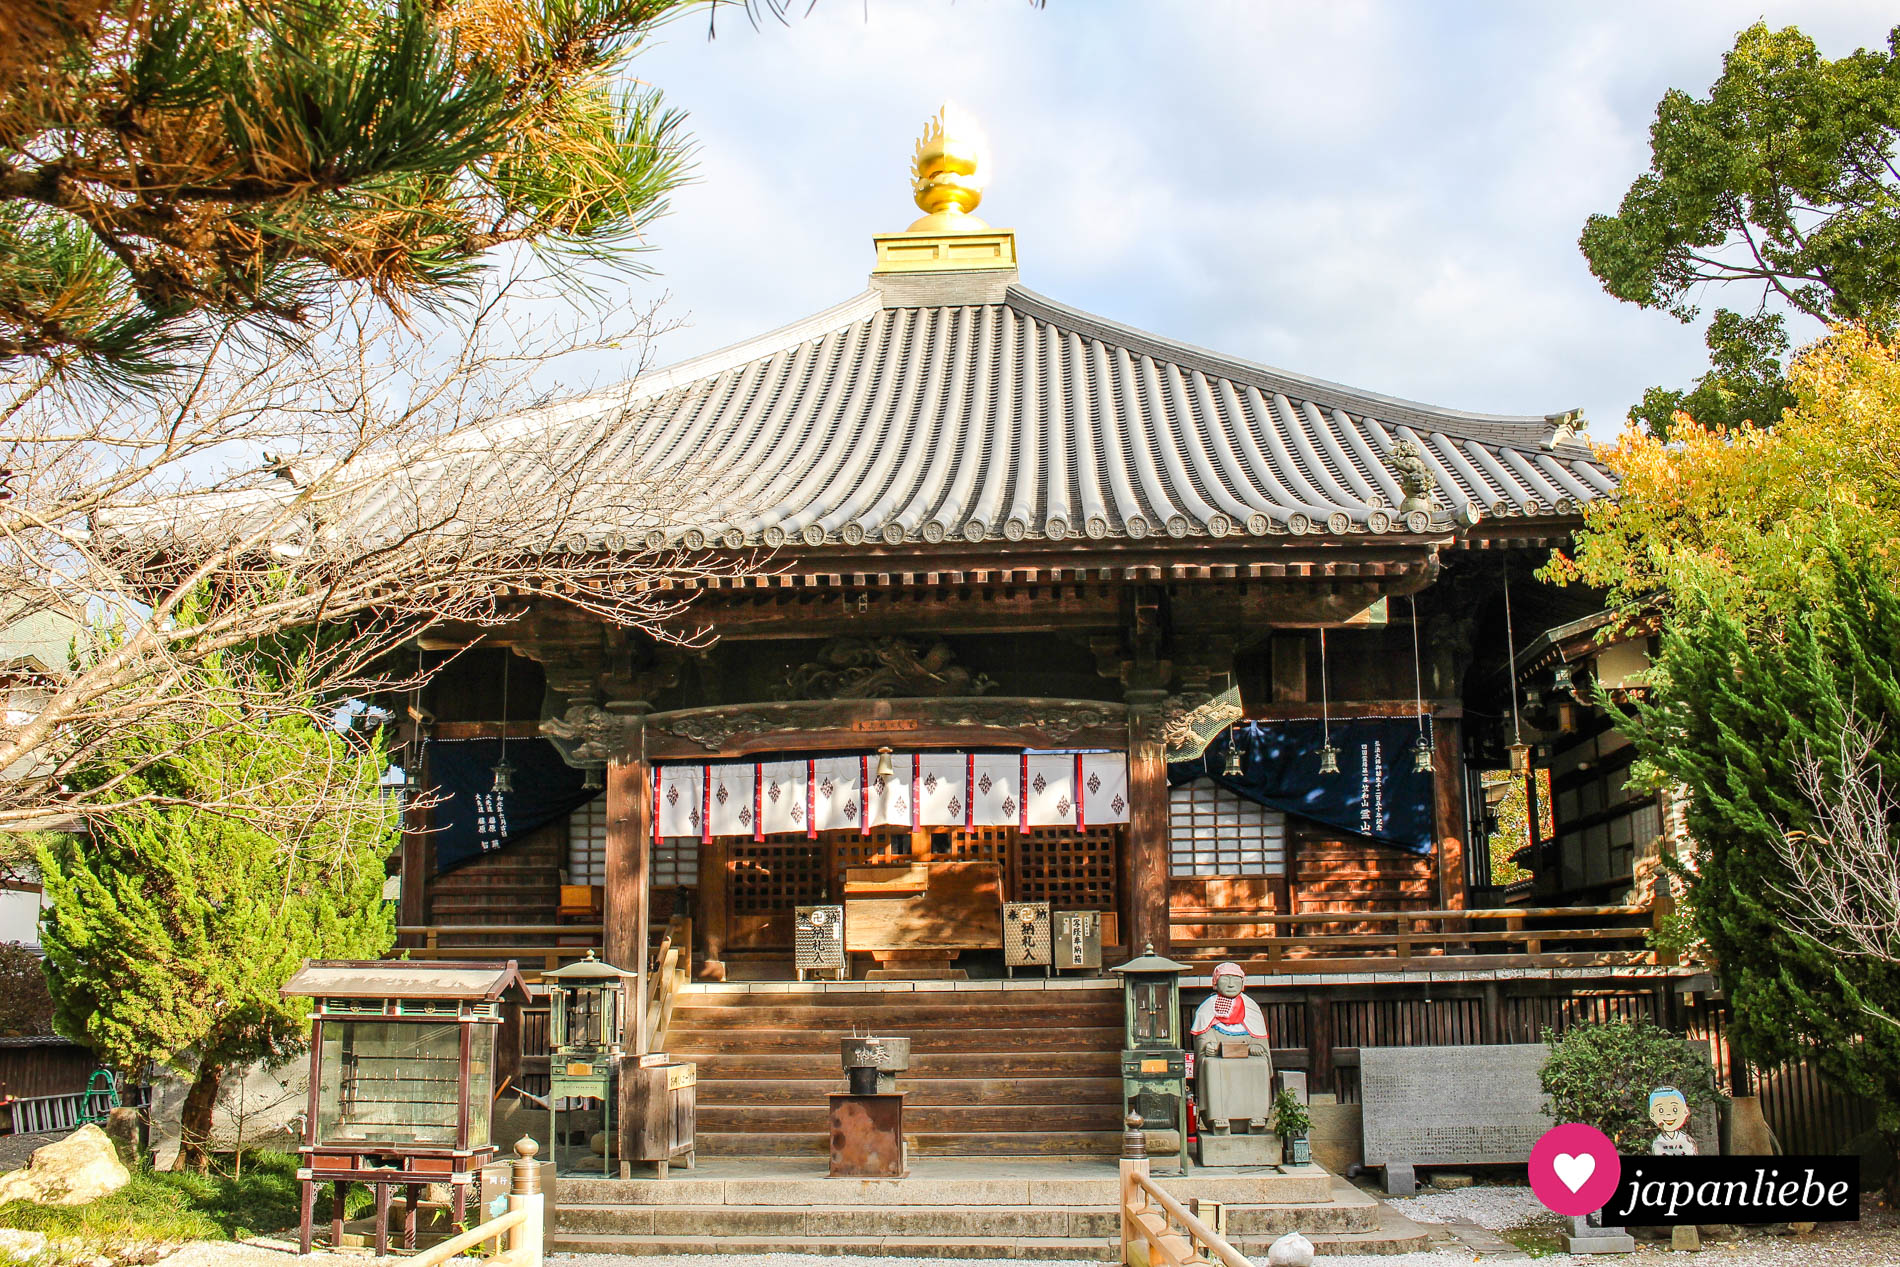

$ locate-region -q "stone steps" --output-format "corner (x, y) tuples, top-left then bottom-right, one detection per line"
(550, 1174), (1433, 1259)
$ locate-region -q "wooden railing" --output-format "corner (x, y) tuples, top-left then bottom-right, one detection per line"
(393, 925), (604, 977)
(648, 914), (691, 1052)
(406, 1138), (543, 1267)
(1170, 904), (1672, 973)
(1120, 1120), (1252, 1267)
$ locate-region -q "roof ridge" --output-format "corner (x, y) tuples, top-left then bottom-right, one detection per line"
(1001, 285), (1570, 448)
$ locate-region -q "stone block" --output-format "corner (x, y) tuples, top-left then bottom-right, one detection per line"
(1671, 1225), (1702, 1252)
(1382, 1162), (1417, 1196)
(1563, 1215), (1636, 1254)
(1361, 1043), (1551, 1167)
(1197, 1131), (1280, 1168)
(1307, 1098), (1362, 1176)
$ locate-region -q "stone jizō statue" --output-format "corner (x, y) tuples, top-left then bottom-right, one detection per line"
(1191, 961), (1273, 1140)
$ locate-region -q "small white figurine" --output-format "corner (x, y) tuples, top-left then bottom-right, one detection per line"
(1649, 1086), (1698, 1155)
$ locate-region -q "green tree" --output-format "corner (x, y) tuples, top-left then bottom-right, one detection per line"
(37, 666), (398, 1171)
(1, 0), (692, 387)
(1540, 1018), (1723, 1153)
(1618, 550), (1900, 1185)
(1581, 22), (1900, 436)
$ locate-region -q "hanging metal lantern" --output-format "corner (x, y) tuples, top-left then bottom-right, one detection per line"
(1412, 732), (1433, 773)
(582, 764), (604, 790)
(1317, 743), (1340, 775)
(490, 757), (515, 794)
(1509, 742), (1531, 774)
(1552, 662), (1575, 694)
(1222, 731), (1246, 778)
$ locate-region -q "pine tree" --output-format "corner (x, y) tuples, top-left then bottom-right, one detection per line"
(2, 0), (692, 387)
(37, 669), (398, 1171)
(1624, 548), (1900, 1184)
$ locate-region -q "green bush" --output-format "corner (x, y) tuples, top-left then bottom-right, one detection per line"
(1272, 1087), (1310, 1139)
(0, 1151), (370, 1245)
(1540, 1018), (1724, 1152)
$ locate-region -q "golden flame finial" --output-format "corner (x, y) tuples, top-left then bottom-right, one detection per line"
(908, 102), (991, 232)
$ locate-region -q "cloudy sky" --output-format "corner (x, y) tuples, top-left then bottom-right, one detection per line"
(570, 1), (1895, 433)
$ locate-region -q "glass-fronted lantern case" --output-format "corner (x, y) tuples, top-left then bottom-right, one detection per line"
(315, 1020), (496, 1149)
(545, 951), (635, 1054)
(1112, 942), (1189, 1050)
(282, 959), (526, 1158)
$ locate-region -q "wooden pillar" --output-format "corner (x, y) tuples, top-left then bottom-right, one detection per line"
(604, 709), (651, 1054)
(1305, 994), (1334, 1096)
(397, 742), (430, 944)
(698, 837), (728, 981)
(1432, 717), (1468, 912)
(1123, 690), (1171, 959)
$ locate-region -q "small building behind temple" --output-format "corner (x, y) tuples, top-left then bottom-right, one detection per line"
(391, 106), (1699, 1166)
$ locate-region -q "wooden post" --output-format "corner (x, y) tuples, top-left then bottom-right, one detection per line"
(397, 743), (431, 944)
(1124, 690), (1171, 958)
(1305, 995), (1334, 1097)
(507, 1137), (545, 1267)
(699, 837), (728, 982)
(604, 709), (651, 1054)
(1432, 718), (1468, 914)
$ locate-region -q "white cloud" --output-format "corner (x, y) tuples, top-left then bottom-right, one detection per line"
(542, 0), (1900, 435)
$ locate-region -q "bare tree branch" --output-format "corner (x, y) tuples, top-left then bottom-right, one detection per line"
(1, 278), (759, 840)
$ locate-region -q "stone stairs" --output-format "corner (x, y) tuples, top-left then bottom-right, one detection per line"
(664, 980), (1127, 1157)
(551, 1165), (1436, 1259)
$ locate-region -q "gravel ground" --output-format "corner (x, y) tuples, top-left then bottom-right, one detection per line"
(1390, 1184), (1551, 1231)
(1389, 1182), (1900, 1265)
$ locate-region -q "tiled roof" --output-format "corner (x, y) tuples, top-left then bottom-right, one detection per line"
(497, 277), (1612, 552)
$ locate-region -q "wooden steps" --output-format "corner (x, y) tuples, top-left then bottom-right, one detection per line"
(665, 981), (1125, 1159)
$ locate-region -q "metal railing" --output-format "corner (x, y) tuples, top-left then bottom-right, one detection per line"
(404, 1138), (543, 1267)
(1169, 903), (1671, 972)
(1119, 1117), (1252, 1267)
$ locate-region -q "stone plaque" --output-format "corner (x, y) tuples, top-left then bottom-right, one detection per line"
(1361, 1044), (1552, 1166)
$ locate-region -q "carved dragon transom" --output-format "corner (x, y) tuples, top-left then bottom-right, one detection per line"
(778, 636), (996, 700)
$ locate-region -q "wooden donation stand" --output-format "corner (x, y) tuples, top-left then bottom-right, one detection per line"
(828, 1093), (907, 1177)
(624, 1057), (697, 1177)
(842, 861), (1003, 979)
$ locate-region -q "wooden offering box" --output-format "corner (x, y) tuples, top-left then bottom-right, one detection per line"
(282, 959), (527, 1254)
(843, 861), (1004, 973)
(624, 1058), (697, 1177)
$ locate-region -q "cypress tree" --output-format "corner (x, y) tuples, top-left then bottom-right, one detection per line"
(38, 675), (397, 1171)
(1625, 547), (1900, 1181)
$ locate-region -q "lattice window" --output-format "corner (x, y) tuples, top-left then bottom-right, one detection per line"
(832, 830), (915, 871)
(654, 836), (699, 888)
(1017, 826), (1120, 909)
(729, 836), (827, 916)
(1168, 779), (1285, 877)
(940, 826), (1008, 863)
(567, 798), (607, 885)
